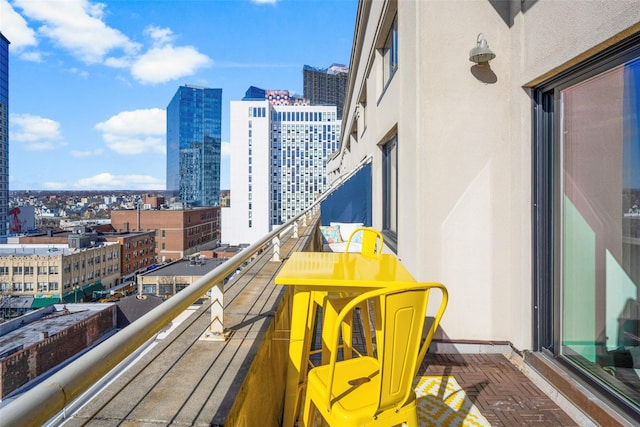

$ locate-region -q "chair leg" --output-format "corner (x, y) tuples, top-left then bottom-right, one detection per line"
(359, 302), (374, 356)
(302, 391), (315, 427)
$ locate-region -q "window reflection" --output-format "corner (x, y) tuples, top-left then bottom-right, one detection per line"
(561, 56), (640, 408)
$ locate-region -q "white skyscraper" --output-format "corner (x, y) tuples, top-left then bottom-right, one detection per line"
(222, 89), (339, 245)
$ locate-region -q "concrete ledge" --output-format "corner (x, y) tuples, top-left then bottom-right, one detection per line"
(523, 351), (638, 427)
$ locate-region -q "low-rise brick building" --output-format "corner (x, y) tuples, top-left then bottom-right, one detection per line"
(110, 207), (220, 263)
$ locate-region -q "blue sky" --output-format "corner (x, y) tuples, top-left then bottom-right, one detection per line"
(0, 0), (356, 191)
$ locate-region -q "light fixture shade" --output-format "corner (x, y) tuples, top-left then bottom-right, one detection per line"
(469, 34), (496, 63)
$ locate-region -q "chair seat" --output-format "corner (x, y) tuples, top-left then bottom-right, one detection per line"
(306, 356), (381, 418)
(307, 356), (416, 426)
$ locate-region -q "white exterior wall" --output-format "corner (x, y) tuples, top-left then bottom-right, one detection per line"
(223, 101), (339, 246)
(222, 100), (271, 245)
(331, 0), (640, 350)
(273, 105), (338, 224)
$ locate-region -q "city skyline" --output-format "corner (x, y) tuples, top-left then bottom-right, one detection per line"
(0, 0), (356, 191)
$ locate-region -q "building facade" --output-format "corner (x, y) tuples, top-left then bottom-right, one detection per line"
(110, 207), (220, 263)
(166, 85), (222, 207)
(0, 33), (9, 242)
(330, 0), (640, 419)
(138, 256), (226, 299)
(0, 242), (120, 302)
(303, 64), (348, 119)
(16, 228), (156, 282)
(222, 89), (338, 245)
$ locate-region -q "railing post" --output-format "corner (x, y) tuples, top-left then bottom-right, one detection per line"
(201, 281), (226, 341)
(302, 214), (307, 227)
(271, 235), (281, 262)
(293, 220), (299, 238)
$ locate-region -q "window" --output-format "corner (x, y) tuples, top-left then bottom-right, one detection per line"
(24, 266), (33, 275)
(381, 15), (398, 88)
(0, 266), (7, 275)
(13, 266), (22, 275)
(534, 36), (640, 413)
(38, 266), (47, 275)
(382, 134), (398, 247)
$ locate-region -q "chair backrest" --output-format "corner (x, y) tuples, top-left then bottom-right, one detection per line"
(345, 227), (384, 255)
(324, 282), (448, 413)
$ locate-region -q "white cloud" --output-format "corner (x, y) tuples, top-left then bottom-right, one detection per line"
(12, 0), (141, 64)
(145, 25), (175, 47)
(95, 108), (166, 155)
(221, 141), (231, 158)
(73, 172), (164, 190)
(10, 113), (66, 151)
(70, 148), (104, 158)
(18, 50), (44, 62)
(131, 44), (212, 84)
(7, 2), (211, 84)
(42, 181), (68, 190)
(0, 0), (43, 61)
(68, 67), (89, 78)
(252, 0), (278, 4)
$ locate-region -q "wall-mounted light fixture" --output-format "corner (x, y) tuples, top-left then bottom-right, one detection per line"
(469, 33), (496, 64)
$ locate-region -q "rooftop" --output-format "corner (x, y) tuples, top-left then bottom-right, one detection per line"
(141, 257), (227, 277)
(0, 304), (114, 359)
(0, 242), (116, 257)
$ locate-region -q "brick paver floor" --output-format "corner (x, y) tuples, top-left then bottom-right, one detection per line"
(419, 353), (579, 426)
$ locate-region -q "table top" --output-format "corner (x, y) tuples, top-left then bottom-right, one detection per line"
(274, 251), (416, 288)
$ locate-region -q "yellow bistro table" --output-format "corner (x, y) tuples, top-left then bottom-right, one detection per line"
(274, 251), (417, 427)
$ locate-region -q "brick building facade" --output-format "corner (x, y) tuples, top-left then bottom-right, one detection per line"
(0, 304), (116, 398)
(110, 207), (220, 263)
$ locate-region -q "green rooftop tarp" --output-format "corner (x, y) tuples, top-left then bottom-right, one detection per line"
(62, 280), (104, 303)
(32, 294), (61, 308)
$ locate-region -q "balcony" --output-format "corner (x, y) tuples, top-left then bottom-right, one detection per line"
(0, 198), (633, 426)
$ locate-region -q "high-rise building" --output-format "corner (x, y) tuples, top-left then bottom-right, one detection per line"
(303, 63), (348, 119)
(222, 87), (339, 245)
(0, 33), (9, 242)
(166, 85), (222, 207)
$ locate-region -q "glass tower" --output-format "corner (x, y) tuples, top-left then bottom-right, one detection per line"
(166, 85), (222, 207)
(303, 64), (348, 119)
(0, 33), (9, 241)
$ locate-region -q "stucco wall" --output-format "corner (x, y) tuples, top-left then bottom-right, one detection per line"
(333, 0), (640, 350)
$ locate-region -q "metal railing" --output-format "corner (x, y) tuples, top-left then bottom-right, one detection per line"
(0, 211), (313, 426)
(0, 155), (373, 425)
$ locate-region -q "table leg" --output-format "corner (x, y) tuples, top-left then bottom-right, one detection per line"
(282, 289), (313, 427)
(321, 298), (343, 364)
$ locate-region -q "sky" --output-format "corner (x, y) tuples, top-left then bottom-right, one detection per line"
(0, 0), (357, 191)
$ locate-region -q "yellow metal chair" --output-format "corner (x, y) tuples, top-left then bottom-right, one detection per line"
(338, 227), (384, 356)
(345, 227), (384, 254)
(302, 282), (448, 427)
(312, 227), (384, 363)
